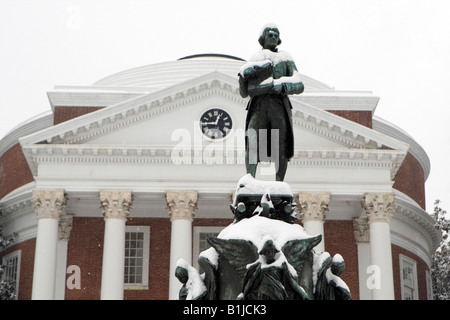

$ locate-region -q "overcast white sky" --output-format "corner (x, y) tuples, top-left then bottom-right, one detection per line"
(1, 0), (449, 213)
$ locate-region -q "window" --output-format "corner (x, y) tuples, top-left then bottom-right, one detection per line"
(399, 254), (418, 300)
(2, 250), (21, 299)
(193, 226), (224, 272)
(124, 226), (150, 289)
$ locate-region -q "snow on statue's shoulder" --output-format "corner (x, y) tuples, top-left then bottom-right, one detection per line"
(234, 174), (292, 199)
(199, 247), (219, 269)
(249, 49), (294, 65)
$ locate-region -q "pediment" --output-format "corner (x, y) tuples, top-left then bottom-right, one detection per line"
(20, 71), (409, 178)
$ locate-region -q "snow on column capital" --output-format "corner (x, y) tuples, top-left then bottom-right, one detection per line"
(166, 190), (198, 221)
(100, 190), (133, 220)
(297, 192), (330, 222)
(362, 193), (395, 224)
(32, 189), (67, 220)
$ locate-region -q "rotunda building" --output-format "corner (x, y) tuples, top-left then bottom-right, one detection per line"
(0, 54), (440, 300)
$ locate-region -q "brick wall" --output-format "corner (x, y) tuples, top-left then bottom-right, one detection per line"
(324, 220), (360, 300)
(328, 110), (373, 128)
(0, 144), (33, 199)
(53, 106), (104, 125)
(65, 217), (104, 300)
(393, 153), (426, 209)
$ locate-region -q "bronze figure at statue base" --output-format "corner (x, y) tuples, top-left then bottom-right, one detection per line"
(175, 175), (351, 301)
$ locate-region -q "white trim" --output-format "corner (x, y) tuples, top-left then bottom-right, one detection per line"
(293, 90), (379, 112)
(399, 254), (419, 300)
(392, 190), (441, 260)
(425, 270), (433, 300)
(373, 116), (430, 181)
(47, 90), (145, 110)
(0, 111), (53, 158)
(124, 226), (150, 290)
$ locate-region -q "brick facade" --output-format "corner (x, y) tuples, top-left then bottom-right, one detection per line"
(393, 153), (426, 209)
(53, 106), (104, 125)
(324, 220), (360, 300)
(327, 110), (373, 128)
(0, 144), (33, 199)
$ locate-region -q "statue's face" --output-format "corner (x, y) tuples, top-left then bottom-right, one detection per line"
(263, 29), (279, 51)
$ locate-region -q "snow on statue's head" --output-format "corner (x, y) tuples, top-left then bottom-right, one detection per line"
(258, 23), (282, 48)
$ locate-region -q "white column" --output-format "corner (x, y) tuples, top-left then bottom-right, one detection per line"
(363, 193), (395, 300)
(31, 189), (67, 300)
(353, 217), (372, 300)
(166, 191), (198, 300)
(298, 192), (330, 252)
(55, 214), (74, 300)
(100, 190), (133, 300)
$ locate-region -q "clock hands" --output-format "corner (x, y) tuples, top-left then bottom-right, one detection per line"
(215, 113), (222, 125)
(201, 113), (223, 126)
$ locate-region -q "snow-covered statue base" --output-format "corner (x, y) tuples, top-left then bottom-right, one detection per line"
(175, 175), (351, 300)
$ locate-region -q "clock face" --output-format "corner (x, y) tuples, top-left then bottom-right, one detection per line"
(200, 108), (233, 139)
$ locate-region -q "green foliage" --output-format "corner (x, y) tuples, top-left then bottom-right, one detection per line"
(430, 200), (450, 300)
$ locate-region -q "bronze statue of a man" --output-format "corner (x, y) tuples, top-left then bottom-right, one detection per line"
(239, 24), (304, 181)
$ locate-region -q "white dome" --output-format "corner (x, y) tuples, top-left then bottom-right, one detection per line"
(92, 54), (332, 91)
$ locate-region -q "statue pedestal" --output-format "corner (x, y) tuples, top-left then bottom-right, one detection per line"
(175, 175), (351, 300)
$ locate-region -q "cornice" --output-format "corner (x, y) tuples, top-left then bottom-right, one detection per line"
(291, 100), (410, 152)
(47, 90), (145, 110)
(293, 91), (379, 112)
(19, 71), (406, 154)
(372, 116), (430, 181)
(19, 72), (241, 146)
(0, 111), (53, 158)
(21, 144), (406, 179)
(393, 190), (441, 253)
(18, 71), (409, 182)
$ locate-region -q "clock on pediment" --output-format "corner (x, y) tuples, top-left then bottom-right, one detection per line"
(200, 108), (232, 139)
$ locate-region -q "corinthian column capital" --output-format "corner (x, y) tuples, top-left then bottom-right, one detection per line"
(298, 192), (330, 223)
(166, 191), (198, 221)
(32, 189), (67, 220)
(100, 190), (133, 220)
(362, 193), (395, 223)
